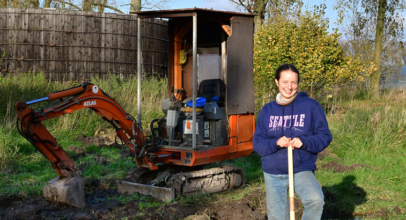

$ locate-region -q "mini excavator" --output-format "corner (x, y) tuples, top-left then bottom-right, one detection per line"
(15, 9), (256, 208)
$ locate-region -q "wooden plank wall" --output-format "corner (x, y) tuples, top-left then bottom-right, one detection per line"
(0, 8), (169, 81)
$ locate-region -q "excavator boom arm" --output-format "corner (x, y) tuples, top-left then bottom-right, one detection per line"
(16, 83), (146, 177)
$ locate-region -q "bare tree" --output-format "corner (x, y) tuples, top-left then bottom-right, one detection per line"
(229, 0), (269, 30)
(1, 0), (40, 8)
(44, 0), (52, 7)
(129, 0), (173, 12)
(229, 0), (301, 31)
(266, 0), (304, 20)
(335, 0), (405, 98)
(0, 0), (123, 12)
(130, 0), (141, 12)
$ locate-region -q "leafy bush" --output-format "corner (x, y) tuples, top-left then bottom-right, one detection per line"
(254, 10), (375, 109)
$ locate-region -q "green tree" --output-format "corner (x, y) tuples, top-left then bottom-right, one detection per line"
(254, 9), (374, 109)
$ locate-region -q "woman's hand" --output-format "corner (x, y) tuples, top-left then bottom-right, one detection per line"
(276, 136), (291, 148)
(277, 137), (303, 150)
(291, 137), (303, 150)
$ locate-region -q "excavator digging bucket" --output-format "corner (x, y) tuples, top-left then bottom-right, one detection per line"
(43, 175), (86, 208)
(116, 180), (175, 202)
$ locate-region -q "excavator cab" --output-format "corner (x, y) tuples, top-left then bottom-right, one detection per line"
(118, 8), (256, 201)
(135, 8), (256, 162)
(15, 8), (256, 207)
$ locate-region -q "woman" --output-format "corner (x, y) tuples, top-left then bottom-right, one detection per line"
(253, 64), (332, 220)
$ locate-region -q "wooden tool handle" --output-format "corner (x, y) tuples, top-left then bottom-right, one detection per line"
(288, 142), (295, 220)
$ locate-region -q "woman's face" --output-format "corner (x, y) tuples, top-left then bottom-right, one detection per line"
(275, 70), (298, 101)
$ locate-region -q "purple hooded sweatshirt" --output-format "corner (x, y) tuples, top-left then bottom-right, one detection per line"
(253, 91), (333, 175)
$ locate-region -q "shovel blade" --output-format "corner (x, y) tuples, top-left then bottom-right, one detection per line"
(43, 175), (86, 208)
(116, 180), (174, 202)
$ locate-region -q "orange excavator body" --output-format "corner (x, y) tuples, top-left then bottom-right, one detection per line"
(16, 8), (256, 208)
(16, 83), (254, 207)
(16, 83), (254, 176)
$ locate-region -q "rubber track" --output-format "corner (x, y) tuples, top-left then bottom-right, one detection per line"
(167, 165), (247, 197)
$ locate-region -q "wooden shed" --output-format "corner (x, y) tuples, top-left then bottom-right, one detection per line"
(132, 8), (255, 116)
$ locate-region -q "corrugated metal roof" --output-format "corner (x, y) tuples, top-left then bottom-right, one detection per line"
(130, 8), (256, 18)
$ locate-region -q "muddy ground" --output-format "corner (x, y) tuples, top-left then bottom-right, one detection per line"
(0, 137), (403, 220)
(0, 189), (401, 220)
(0, 188), (270, 220)
(0, 188), (303, 220)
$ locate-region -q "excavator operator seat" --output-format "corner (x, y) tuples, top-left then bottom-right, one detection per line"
(198, 79), (226, 107)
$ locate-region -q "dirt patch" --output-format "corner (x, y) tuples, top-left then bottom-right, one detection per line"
(68, 145), (88, 161)
(187, 189), (307, 220)
(368, 207), (390, 218)
(321, 161), (372, 173)
(393, 206), (403, 215)
(77, 134), (111, 146)
(322, 161), (352, 173)
(351, 163), (373, 170)
(203, 202), (266, 220)
(68, 144), (85, 153)
(317, 150), (340, 161)
(367, 206), (404, 218)
(103, 142), (125, 149)
(202, 189), (267, 220)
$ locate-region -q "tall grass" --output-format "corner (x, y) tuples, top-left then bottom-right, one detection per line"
(329, 90), (406, 156)
(0, 128), (19, 171)
(316, 88), (406, 215)
(0, 72), (76, 129)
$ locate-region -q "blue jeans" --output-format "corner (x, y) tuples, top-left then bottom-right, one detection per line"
(264, 171), (324, 220)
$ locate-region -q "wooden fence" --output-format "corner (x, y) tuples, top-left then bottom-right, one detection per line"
(0, 8), (168, 81)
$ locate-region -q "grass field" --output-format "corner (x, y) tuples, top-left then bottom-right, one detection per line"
(1, 72), (405, 218)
